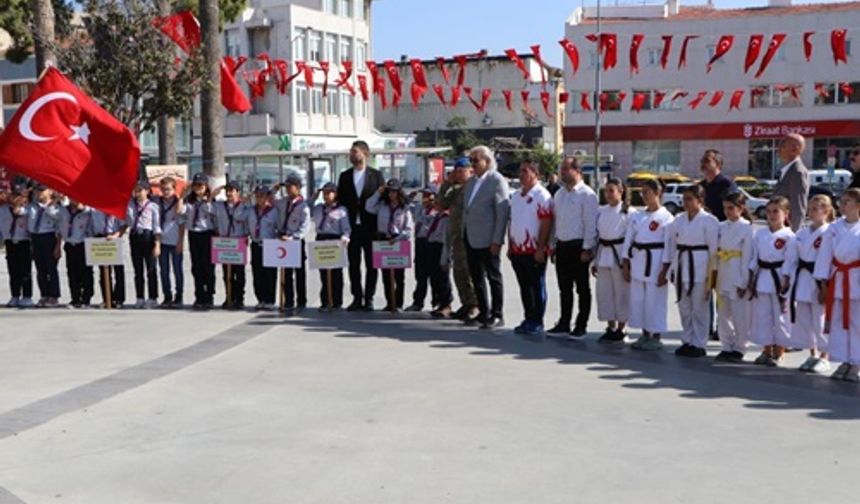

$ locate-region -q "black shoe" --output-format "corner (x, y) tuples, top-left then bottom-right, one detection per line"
(677, 345), (706, 358)
(221, 301), (234, 310)
(728, 351), (746, 363)
(172, 297), (183, 309)
(598, 328), (626, 344)
(674, 343), (691, 356)
(405, 304), (423, 312)
(452, 306), (468, 319)
(547, 324), (571, 335)
(347, 300), (363, 311)
(714, 351), (733, 362)
(480, 317), (504, 330)
(463, 316), (481, 327)
(570, 327), (588, 338)
(362, 302), (375, 312)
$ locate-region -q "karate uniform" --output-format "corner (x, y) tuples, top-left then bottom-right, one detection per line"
(278, 196), (311, 309)
(749, 227), (796, 347)
(186, 199), (217, 306)
(0, 204), (33, 301)
(27, 201), (63, 299)
(313, 203), (351, 308)
(247, 203), (280, 306)
(59, 206), (94, 306)
(366, 192), (414, 309)
(154, 196), (186, 304)
(789, 224), (829, 353)
(814, 219), (860, 364)
(665, 209), (719, 348)
(214, 200), (250, 307)
(715, 218), (754, 353)
(595, 204), (633, 324)
(623, 206), (674, 333)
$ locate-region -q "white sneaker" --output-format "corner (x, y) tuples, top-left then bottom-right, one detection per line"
(145, 299), (158, 309)
(6, 297), (20, 308)
(799, 356), (818, 372)
(18, 298), (34, 308)
(845, 365), (860, 383)
(810, 359), (832, 374)
(134, 298), (146, 309)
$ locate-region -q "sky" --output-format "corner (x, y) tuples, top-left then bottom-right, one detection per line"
(371, 0), (854, 66)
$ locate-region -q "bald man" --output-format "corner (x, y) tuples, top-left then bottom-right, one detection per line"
(772, 133), (810, 231)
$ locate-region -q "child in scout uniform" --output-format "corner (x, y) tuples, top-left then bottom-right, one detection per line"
(365, 178), (414, 312)
(277, 174), (311, 314)
(406, 186), (438, 313)
(89, 209), (127, 308)
(247, 185), (279, 310)
(213, 180), (250, 310)
(154, 176), (186, 308)
(185, 173), (217, 310)
(0, 185), (34, 307)
(27, 184), (63, 307)
(425, 193), (454, 318)
(127, 180), (162, 309)
(60, 199), (94, 308)
(312, 182), (351, 311)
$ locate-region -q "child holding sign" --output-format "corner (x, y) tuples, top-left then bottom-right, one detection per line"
(366, 179), (414, 312)
(278, 174), (311, 314)
(60, 199), (93, 308)
(89, 209), (127, 308)
(312, 182), (351, 311)
(0, 186), (33, 307)
(213, 180), (250, 310)
(248, 185), (279, 310)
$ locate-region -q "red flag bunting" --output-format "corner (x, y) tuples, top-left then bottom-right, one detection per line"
(436, 57), (450, 84)
(559, 92), (570, 105)
(729, 89), (744, 111)
(653, 91), (666, 109)
(540, 91), (553, 117)
(0, 68), (140, 218)
(815, 83), (830, 99)
(432, 84), (447, 106)
(630, 34), (644, 75)
(223, 55), (247, 76)
(616, 92), (626, 107)
(831, 29), (849, 65)
(383, 60), (402, 98)
(671, 90), (689, 102)
(410, 59), (428, 90)
(598, 92), (609, 111)
(804, 32), (815, 62)
(152, 10), (201, 54)
(502, 90), (513, 111)
(463, 87), (491, 112)
(366, 61), (380, 93)
(505, 49), (530, 80)
(754, 34), (787, 78)
(660, 35), (672, 69)
(744, 35), (764, 74)
(296, 61), (314, 89)
(450, 86), (461, 108)
(559, 39), (580, 76)
(688, 91), (708, 110)
(334, 61), (353, 87)
(531, 45), (547, 85)
(455, 55), (468, 87)
(274, 60), (301, 95)
(601, 34), (618, 70)
(707, 35), (734, 73)
(708, 90), (725, 107)
(840, 82), (854, 96)
(357, 75), (369, 101)
(410, 82), (426, 109)
(243, 70), (265, 100)
(220, 59), (251, 113)
(632, 92), (647, 113)
(521, 90), (531, 112)
(678, 35), (699, 69)
(580, 92), (592, 112)
(319, 61), (330, 97)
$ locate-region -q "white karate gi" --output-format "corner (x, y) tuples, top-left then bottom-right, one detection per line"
(715, 218), (754, 353)
(789, 224), (829, 352)
(595, 204), (633, 323)
(749, 226), (796, 347)
(623, 206), (673, 333)
(814, 219), (860, 364)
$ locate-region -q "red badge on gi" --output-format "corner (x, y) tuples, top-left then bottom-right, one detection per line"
(648, 221), (659, 231)
(774, 238), (786, 250)
(0, 67), (140, 219)
(814, 236), (823, 249)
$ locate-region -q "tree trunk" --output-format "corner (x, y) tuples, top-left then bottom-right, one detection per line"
(31, 0), (56, 75)
(156, 0), (177, 165)
(198, 0), (223, 178)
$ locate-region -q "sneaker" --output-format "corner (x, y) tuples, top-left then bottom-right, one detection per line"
(844, 365), (860, 382)
(799, 356), (818, 372)
(405, 304), (423, 312)
(513, 321), (528, 334)
(640, 336), (664, 351)
(753, 352), (771, 365)
(36, 298), (47, 307)
(346, 300), (363, 312)
(134, 298), (146, 309)
(630, 334), (650, 350)
(18, 297), (34, 308)
(727, 351), (746, 363)
(714, 351), (733, 362)
(525, 324), (545, 336)
(46, 298), (60, 307)
(145, 299), (159, 309)
(765, 355), (783, 367)
(480, 317), (504, 330)
(172, 297), (184, 309)
(160, 298), (173, 309)
(430, 306), (452, 318)
(810, 358), (832, 375)
(547, 324), (571, 335)
(677, 345), (706, 358)
(674, 343), (692, 356)
(598, 328), (626, 345)
(831, 362), (852, 380)
(570, 327), (588, 338)
(6, 297), (20, 308)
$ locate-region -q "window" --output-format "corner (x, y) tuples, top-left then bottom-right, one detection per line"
(601, 90), (623, 112)
(326, 90), (339, 115)
(632, 89), (653, 111)
(323, 0), (335, 14)
(356, 0), (366, 20)
(325, 34), (338, 63)
(749, 139), (780, 179)
(293, 28), (306, 60)
(356, 41), (367, 69)
(340, 36), (353, 65)
(340, 0), (352, 17)
(295, 84), (309, 114)
(632, 141), (681, 173)
(814, 81), (860, 105)
(2, 82), (35, 105)
(646, 47), (661, 67)
(311, 86), (323, 114)
(750, 84), (803, 108)
(224, 29), (241, 58)
(309, 31), (322, 62)
(587, 50), (598, 69)
(341, 90), (354, 117)
(358, 97), (368, 117)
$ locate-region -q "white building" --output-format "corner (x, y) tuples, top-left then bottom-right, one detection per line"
(374, 54), (564, 154)
(563, 0), (860, 179)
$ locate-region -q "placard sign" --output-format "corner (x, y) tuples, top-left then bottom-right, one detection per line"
(211, 237), (248, 265)
(263, 239), (302, 268)
(308, 240), (348, 270)
(84, 238), (126, 266)
(372, 240), (412, 269)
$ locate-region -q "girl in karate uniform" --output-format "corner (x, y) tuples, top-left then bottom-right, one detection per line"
(664, 185), (719, 358)
(814, 188), (860, 382)
(714, 192), (754, 363)
(748, 196), (796, 367)
(593, 178), (634, 344)
(623, 179), (674, 351)
(790, 195), (833, 374)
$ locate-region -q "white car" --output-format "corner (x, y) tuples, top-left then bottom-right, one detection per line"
(661, 183), (694, 214)
(741, 188), (768, 220)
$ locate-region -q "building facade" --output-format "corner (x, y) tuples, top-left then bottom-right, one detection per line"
(563, 0), (860, 179)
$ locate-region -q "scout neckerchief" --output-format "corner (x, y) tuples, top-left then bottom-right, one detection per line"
(132, 199), (150, 232)
(9, 209), (19, 238)
(33, 203), (46, 231)
(318, 203), (338, 233)
(224, 200), (239, 236)
(387, 202), (403, 237)
(282, 196), (304, 235)
(426, 211), (447, 237)
(67, 207), (80, 237)
(160, 196), (178, 224)
(415, 206), (433, 235)
(254, 204), (273, 240)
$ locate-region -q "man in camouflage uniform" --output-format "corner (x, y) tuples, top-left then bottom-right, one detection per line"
(439, 157), (479, 321)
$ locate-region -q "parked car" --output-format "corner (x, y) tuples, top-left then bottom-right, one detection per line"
(733, 175), (759, 189)
(741, 188), (768, 219)
(809, 169), (852, 188)
(661, 183), (694, 214)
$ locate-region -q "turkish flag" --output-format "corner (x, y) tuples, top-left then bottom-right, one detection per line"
(815, 83), (830, 99)
(410, 59), (428, 90)
(653, 91), (666, 109)
(450, 86), (461, 108)
(410, 82), (427, 109)
(531, 45), (547, 85)
(383, 60), (402, 98)
(744, 35), (764, 74)
(559, 92), (570, 105)
(357, 75), (369, 101)
(559, 39), (580, 75)
(0, 68), (139, 219)
(754, 34), (786, 78)
(221, 58), (252, 113)
(708, 90), (725, 107)
(688, 91), (708, 110)
(505, 49), (530, 79)
(599, 92), (609, 111)
(521, 90), (531, 112)
(432, 84), (447, 107)
(831, 29), (849, 65)
(804, 32), (815, 62)
(660, 35), (672, 69)
(366, 61), (380, 93)
(296, 61), (315, 89)
(630, 34), (644, 75)
(678, 35), (699, 69)
(502, 89), (513, 111)
(580, 92), (592, 111)
(455, 55), (468, 87)
(601, 34), (618, 70)
(463, 87), (491, 112)
(729, 89), (744, 111)
(707, 35), (734, 72)
(631, 92), (647, 113)
(319, 61), (331, 97)
(436, 57), (451, 84)
(152, 10), (201, 54)
(540, 91), (553, 117)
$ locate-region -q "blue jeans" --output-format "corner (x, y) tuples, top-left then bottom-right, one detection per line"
(159, 244), (184, 300)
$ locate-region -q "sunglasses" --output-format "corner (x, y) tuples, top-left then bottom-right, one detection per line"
(850, 151), (860, 158)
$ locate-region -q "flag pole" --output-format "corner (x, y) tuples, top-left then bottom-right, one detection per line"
(327, 269), (334, 309)
(226, 264), (232, 308)
(593, 0), (603, 193)
(102, 266), (111, 310)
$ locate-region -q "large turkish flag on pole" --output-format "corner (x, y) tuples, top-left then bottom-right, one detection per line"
(0, 67), (140, 219)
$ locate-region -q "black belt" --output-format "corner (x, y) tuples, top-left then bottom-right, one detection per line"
(599, 237), (624, 268)
(789, 259), (816, 323)
(676, 244), (709, 301)
(630, 241), (664, 277)
(753, 259), (785, 303)
(557, 239), (584, 247)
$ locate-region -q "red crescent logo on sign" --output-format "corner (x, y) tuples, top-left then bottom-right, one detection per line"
(814, 236), (823, 249)
(774, 238), (786, 250)
(648, 220), (659, 231)
(277, 246), (287, 259)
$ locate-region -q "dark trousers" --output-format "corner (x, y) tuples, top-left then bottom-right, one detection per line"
(317, 233), (343, 308)
(97, 265), (125, 306)
(427, 242), (453, 308)
(189, 231), (215, 304)
(31, 232), (60, 298)
(284, 240), (307, 308)
(159, 244), (184, 301)
(381, 268), (405, 309)
(64, 242), (93, 304)
(130, 231), (158, 300)
(555, 240), (592, 331)
(348, 225), (377, 304)
(221, 263), (246, 305)
(250, 242), (276, 304)
(511, 254), (547, 325)
(5, 240), (33, 299)
(465, 236), (504, 321)
(411, 238), (433, 307)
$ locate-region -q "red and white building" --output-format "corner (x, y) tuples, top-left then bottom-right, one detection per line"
(562, 0), (860, 179)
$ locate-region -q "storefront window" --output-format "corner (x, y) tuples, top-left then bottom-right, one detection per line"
(814, 81), (860, 105)
(812, 138), (860, 171)
(632, 141), (681, 173)
(748, 139), (779, 179)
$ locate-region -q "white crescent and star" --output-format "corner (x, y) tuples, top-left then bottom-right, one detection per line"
(18, 91), (90, 145)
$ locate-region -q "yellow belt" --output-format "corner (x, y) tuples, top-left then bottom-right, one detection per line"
(716, 249), (742, 261)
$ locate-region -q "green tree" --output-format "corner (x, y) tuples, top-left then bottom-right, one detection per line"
(446, 116), (481, 155)
(513, 143), (561, 176)
(0, 0), (72, 64)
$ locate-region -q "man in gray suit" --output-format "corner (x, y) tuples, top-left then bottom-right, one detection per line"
(462, 145), (510, 329)
(772, 133), (810, 231)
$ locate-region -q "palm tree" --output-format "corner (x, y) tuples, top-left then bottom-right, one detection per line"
(198, 0), (224, 177)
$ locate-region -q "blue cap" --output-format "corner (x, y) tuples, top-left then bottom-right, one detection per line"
(192, 173), (208, 185)
(453, 157), (471, 169)
(284, 173), (303, 187)
(254, 184), (272, 195)
(225, 180), (241, 191)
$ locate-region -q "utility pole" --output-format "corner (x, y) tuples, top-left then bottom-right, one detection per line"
(593, 0), (602, 192)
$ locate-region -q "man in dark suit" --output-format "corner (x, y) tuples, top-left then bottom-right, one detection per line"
(337, 140), (385, 310)
(772, 133), (810, 232)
